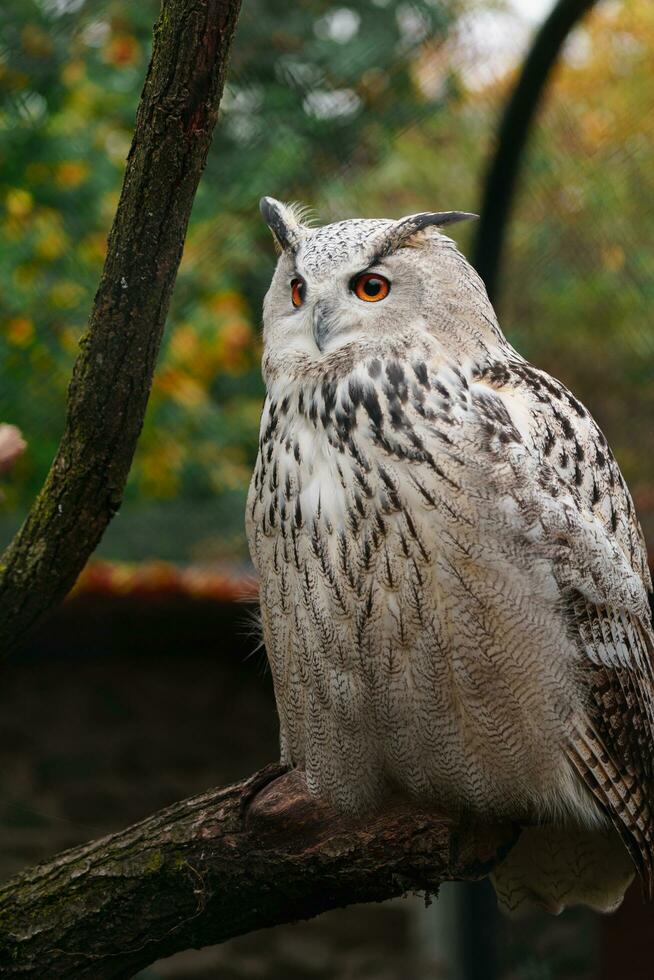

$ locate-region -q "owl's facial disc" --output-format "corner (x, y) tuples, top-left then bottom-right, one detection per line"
(260, 199), (483, 362)
(310, 272), (393, 350)
(305, 262), (399, 353)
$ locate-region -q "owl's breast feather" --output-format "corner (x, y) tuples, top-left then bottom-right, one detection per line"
(246, 358), (596, 827)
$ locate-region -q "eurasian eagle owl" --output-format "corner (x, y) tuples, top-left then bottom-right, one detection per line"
(246, 197), (654, 914)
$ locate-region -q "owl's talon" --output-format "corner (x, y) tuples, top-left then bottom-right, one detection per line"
(248, 198), (654, 910)
(239, 761), (289, 823)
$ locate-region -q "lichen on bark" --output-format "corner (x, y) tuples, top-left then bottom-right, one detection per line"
(0, 766), (516, 979)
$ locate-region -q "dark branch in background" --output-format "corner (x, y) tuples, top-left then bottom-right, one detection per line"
(0, 765), (517, 980)
(471, 0), (599, 303)
(0, 0), (243, 655)
(0, 4), (551, 975)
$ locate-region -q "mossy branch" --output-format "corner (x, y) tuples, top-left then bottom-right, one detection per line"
(0, 6), (521, 975)
(0, 765), (516, 979)
(0, 0), (243, 654)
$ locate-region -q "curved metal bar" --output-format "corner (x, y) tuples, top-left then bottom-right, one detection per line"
(471, 0), (599, 302)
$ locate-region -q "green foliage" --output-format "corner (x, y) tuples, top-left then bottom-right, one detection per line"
(1, 0), (653, 558)
(500, 0), (654, 545)
(0, 0), (457, 520)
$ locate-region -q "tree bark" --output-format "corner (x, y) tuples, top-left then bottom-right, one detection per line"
(0, 764), (517, 979)
(0, 5), (521, 975)
(0, 0), (243, 654)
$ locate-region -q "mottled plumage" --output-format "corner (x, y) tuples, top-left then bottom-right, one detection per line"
(247, 197), (654, 913)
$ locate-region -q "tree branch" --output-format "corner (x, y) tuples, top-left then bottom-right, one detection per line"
(0, 7), (520, 974)
(0, 0), (243, 654)
(0, 764), (517, 979)
(471, 0), (598, 301)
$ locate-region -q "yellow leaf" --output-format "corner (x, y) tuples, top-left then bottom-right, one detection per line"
(50, 280), (84, 309)
(5, 317), (34, 347)
(169, 324), (201, 363)
(35, 227), (69, 260)
(104, 34), (140, 67)
(55, 161), (89, 189)
(59, 327), (81, 354)
(5, 189), (33, 218)
(61, 61), (86, 86)
(601, 244), (625, 272)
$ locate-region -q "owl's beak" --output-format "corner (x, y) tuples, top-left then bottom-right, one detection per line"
(312, 302), (330, 352)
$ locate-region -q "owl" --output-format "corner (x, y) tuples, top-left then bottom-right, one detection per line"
(246, 196), (654, 914)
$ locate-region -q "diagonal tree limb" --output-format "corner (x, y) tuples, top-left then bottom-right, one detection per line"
(0, 765), (517, 979)
(472, 0), (599, 302)
(0, 6), (520, 974)
(0, 0), (243, 655)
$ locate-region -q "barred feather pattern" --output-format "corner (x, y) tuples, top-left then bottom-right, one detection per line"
(248, 212), (654, 912)
(480, 359), (654, 900)
(568, 604), (654, 894)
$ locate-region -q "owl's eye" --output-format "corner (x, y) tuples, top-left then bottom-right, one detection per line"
(290, 277), (306, 308)
(352, 272), (391, 303)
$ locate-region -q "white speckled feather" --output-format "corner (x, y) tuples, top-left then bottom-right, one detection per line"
(247, 199), (654, 912)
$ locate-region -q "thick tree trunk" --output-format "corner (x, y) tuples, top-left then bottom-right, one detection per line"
(0, 765), (517, 979)
(0, 0), (242, 654)
(0, 5), (521, 974)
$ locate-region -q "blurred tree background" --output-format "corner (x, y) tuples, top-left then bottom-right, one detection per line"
(1, 0), (652, 563)
(1, 3), (653, 978)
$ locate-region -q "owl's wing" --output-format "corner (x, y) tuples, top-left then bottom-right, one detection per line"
(567, 599), (654, 892)
(473, 358), (654, 895)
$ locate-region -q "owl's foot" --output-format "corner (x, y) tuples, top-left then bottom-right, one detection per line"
(239, 761), (289, 822)
(244, 766), (345, 843)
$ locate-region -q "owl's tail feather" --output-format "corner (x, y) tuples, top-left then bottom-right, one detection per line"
(490, 824), (634, 917)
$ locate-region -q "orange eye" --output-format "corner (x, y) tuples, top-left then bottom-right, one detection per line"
(291, 277), (306, 308)
(352, 272), (390, 303)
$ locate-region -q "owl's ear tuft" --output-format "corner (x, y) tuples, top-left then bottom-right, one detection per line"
(259, 197), (307, 255)
(409, 211), (479, 232)
(372, 210), (478, 258)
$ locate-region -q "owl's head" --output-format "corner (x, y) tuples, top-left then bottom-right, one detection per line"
(259, 196), (504, 381)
